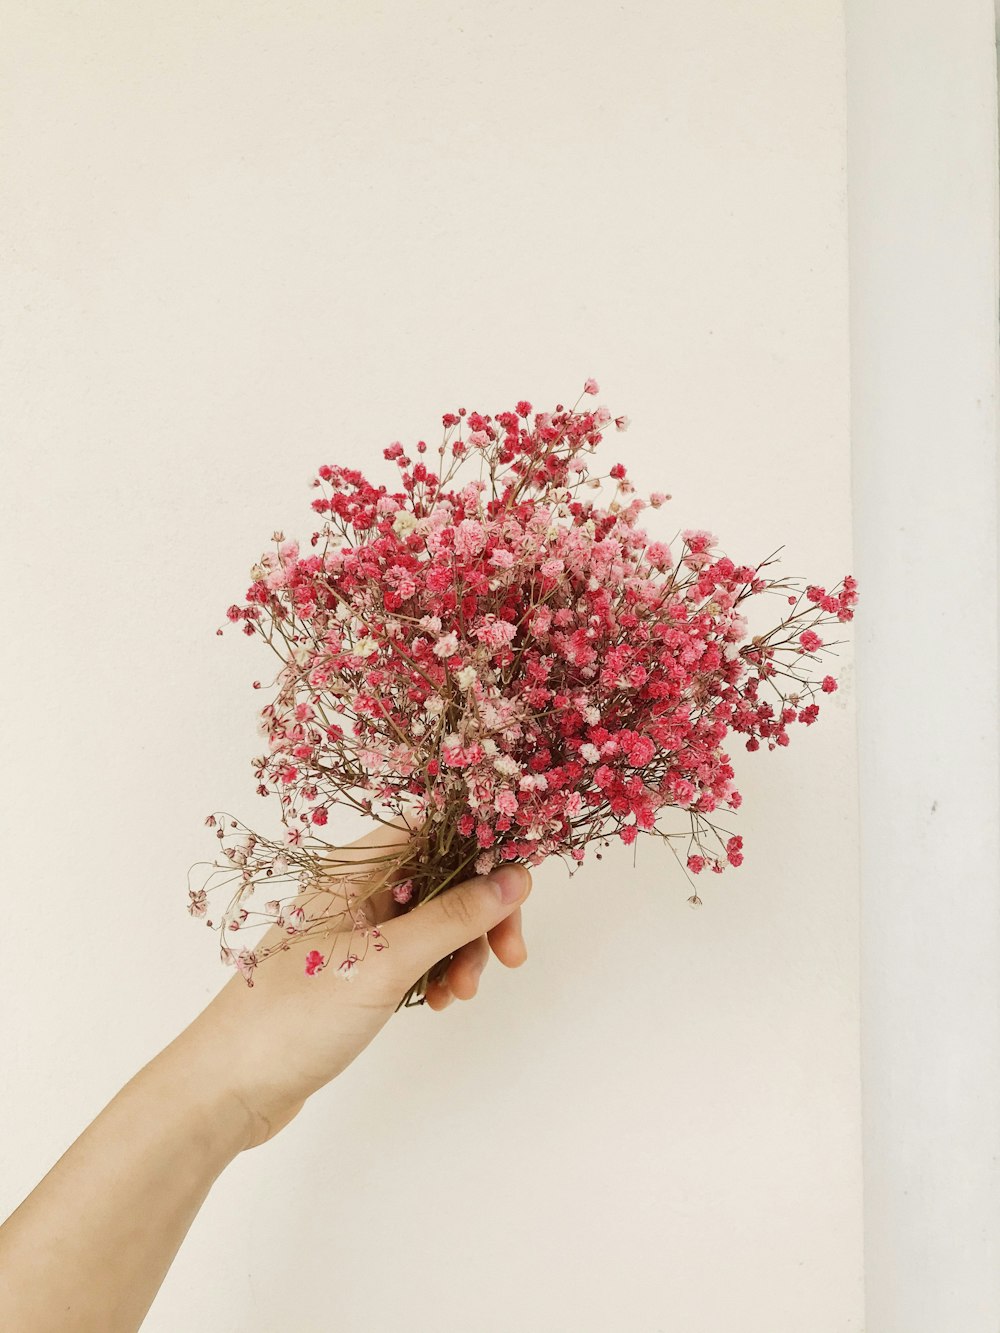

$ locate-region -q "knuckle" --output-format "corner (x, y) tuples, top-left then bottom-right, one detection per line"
(439, 884), (478, 930)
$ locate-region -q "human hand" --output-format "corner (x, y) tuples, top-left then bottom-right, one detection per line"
(180, 821), (532, 1149)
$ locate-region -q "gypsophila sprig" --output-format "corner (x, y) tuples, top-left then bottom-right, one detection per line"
(188, 379), (859, 1007)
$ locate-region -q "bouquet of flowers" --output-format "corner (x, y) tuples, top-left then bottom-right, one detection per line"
(188, 378), (858, 1009)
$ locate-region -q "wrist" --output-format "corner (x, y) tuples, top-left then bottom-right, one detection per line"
(150, 1020), (258, 1164)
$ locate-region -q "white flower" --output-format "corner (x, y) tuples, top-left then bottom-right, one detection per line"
(354, 637), (378, 657)
(392, 510), (418, 537)
(584, 706), (601, 725)
(433, 632), (460, 658)
(493, 755), (521, 778)
(221, 902), (246, 929)
(580, 743), (601, 763)
(425, 695), (445, 717)
(456, 665), (477, 690)
(481, 737), (499, 756)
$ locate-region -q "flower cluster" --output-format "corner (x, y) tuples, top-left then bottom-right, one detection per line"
(189, 380), (858, 1006)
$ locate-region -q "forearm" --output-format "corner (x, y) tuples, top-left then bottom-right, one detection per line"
(0, 1025), (251, 1332)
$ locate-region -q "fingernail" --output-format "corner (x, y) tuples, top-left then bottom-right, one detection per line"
(489, 864), (529, 903)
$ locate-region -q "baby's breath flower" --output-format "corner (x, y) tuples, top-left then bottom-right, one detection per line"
(196, 378), (859, 1006)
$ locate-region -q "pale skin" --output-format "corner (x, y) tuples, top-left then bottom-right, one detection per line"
(0, 822), (532, 1332)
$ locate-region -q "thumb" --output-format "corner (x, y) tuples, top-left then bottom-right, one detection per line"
(384, 863), (532, 984)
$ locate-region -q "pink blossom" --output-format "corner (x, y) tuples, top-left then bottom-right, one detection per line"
(645, 542), (672, 569)
(494, 789), (519, 816)
(337, 955), (360, 981)
(200, 382), (859, 991)
(454, 519), (487, 558)
(392, 878), (414, 904)
(305, 949), (325, 975)
(434, 631), (460, 657)
(473, 616), (517, 650)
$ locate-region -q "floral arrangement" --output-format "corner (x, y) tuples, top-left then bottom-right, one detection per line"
(188, 379), (858, 1008)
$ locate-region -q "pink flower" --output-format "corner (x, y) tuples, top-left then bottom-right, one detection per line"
(198, 383), (859, 988)
(392, 878), (414, 904)
(476, 822), (496, 848)
(454, 519), (487, 558)
(494, 789), (519, 816)
(473, 616), (517, 650)
(434, 631), (460, 657)
(681, 529), (717, 554)
(625, 736), (655, 767)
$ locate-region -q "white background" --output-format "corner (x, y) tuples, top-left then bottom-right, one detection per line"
(0, 1), (924, 1329)
(848, 2), (1000, 1330)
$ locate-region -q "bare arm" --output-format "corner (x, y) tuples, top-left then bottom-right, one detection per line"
(0, 827), (530, 1332)
(0, 1028), (251, 1332)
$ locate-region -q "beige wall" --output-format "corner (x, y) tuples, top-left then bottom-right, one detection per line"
(848, 2), (1000, 1329)
(0, 4), (861, 1329)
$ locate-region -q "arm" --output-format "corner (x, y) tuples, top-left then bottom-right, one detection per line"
(0, 1029), (251, 1332)
(0, 830), (531, 1333)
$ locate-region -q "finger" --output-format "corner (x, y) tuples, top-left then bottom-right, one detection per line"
(446, 934), (491, 1001)
(425, 977), (453, 1010)
(379, 864), (532, 985)
(487, 905), (527, 968)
